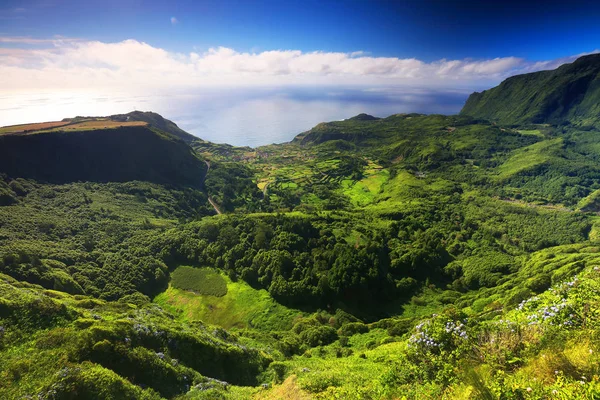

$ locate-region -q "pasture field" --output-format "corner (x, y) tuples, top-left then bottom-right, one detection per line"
(46, 120), (147, 131)
(0, 119), (148, 135)
(154, 272), (302, 331)
(495, 138), (563, 181)
(341, 169), (389, 206)
(170, 266), (228, 296)
(0, 121), (71, 134)
(516, 129), (544, 137)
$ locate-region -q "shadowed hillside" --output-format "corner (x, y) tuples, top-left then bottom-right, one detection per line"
(0, 126), (206, 187)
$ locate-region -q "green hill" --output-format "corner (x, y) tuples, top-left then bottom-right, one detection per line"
(0, 125), (206, 187)
(461, 53), (600, 127)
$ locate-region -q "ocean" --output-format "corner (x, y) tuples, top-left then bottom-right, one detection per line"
(0, 86), (471, 147)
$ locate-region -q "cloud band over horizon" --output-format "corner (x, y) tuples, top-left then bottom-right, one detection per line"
(0, 37), (597, 92)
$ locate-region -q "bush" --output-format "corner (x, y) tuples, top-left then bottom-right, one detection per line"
(268, 361), (287, 384)
(276, 333), (302, 356)
(45, 362), (162, 400)
(332, 309), (361, 328)
(299, 326), (338, 347)
(525, 273), (552, 293)
(338, 322), (368, 337)
(387, 319), (413, 337)
(119, 292), (151, 306)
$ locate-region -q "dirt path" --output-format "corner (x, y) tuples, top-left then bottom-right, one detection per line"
(203, 160), (223, 215)
(208, 196), (222, 215)
(262, 181), (270, 198)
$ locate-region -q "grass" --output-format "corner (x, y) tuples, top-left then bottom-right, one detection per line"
(170, 266), (228, 297)
(45, 120), (147, 132)
(577, 189), (600, 211)
(0, 120), (147, 135)
(0, 274), (271, 399)
(279, 336), (406, 398)
(154, 273), (302, 331)
(254, 375), (312, 400)
(0, 121), (71, 134)
(368, 169), (450, 211)
(342, 169), (390, 207)
(516, 129), (544, 137)
(496, 138), (563, 180)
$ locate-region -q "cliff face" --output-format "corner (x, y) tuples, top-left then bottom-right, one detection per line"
(0, 126), (205, 186)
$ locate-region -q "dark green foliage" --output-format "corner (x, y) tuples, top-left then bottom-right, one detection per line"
(449, 251), (515, 289)
(170, 266), (227, 297)
(0, 179), (212, 300)
(204, 162), (263, 212)
(0, 180), (17, 206)
(89, 341), (194, 398)
(42, 361), (163, 400)
(332, 309), (361, 328)
(298, 326), (338, 347)
(386, 318), (414, 337)
(338, 322), (368, 336)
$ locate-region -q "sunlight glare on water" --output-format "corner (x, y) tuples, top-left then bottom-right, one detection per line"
(0, 87), (469, 147)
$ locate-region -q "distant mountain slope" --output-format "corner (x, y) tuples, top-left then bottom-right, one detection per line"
(109, 111), (197, 142)
(0, 125), (206, 187)
(460, 53), (600, 127)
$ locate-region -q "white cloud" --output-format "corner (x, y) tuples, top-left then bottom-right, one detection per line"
(0, 37), (596, 92)
(171, 17), (178, 25)
(0, 35), (81, 45)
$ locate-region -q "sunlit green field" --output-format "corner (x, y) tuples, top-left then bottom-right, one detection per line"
(155, 272), (302, 331)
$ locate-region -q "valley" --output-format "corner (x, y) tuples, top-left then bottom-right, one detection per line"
(2, 56), (600, 399)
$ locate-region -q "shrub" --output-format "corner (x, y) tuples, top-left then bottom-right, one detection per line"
(276, 333), (302, 356)
(332, 309), (361, 328)
(291, 318), (321, 334)
(525, 273), (552, 293)
(338, 322), (368, 336)
(35, 327), (72, 349)
(45, 362), (162, 399)
(387, 318), (413, 336)
(119, 292), (151, 306)
(268, 361), (287, 383)
(299, 326), (338, 347)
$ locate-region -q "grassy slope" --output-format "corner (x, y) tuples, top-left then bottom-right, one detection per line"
(461, 53), (600, 127)
(155, 273), (302, 331)
(0, 273), (270, 399)
(495, 138), (563, 180)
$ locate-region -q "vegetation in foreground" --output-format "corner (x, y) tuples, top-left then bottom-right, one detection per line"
(2, 56), (600, 399)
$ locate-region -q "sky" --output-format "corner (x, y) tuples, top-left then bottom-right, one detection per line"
(1, 0), (599, 134)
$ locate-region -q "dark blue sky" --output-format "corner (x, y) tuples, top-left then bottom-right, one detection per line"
(2, 0), (599, 61)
